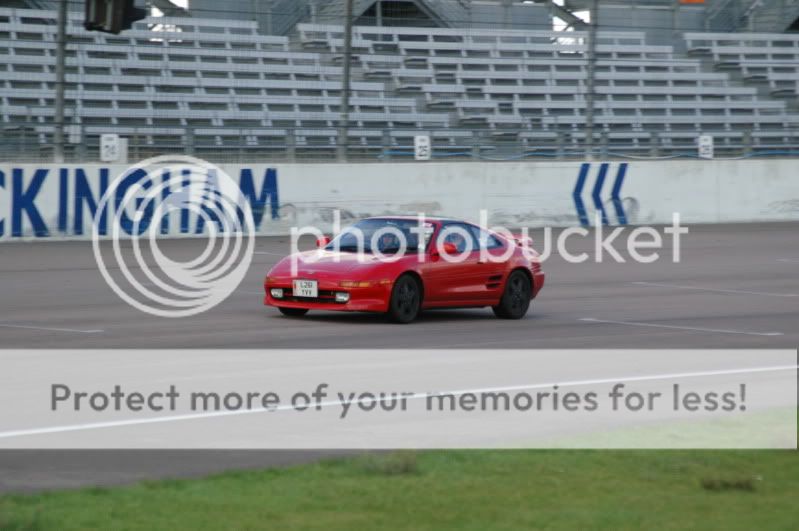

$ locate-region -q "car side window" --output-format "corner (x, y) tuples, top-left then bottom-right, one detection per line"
(437, 223), (478, 253)
(469, 226), (505, 250)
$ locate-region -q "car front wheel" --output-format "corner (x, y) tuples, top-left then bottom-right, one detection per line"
(387, 274), (421, 324)
(492, 270), (531, 319)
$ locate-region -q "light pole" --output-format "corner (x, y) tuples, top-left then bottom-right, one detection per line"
(53, 0), (68, 162)
(584, 0), (599, 161)
(337, 0), (354, 162)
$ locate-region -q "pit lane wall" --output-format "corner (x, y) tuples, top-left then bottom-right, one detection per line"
(0, 159), (798, 240)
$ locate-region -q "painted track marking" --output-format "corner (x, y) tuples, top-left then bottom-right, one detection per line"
(580, 317), (783, 336)
(0, 323), (104, 334)
(632, 281), (798, 298)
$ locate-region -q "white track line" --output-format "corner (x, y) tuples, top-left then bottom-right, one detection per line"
(580, 317), (783, 337)
(0, 323), (104, 334)
(776, 258), (799, 264)
(632, 281), (798, 298)
(0, 365), (795, 441)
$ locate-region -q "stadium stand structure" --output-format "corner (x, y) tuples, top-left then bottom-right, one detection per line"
(686, 32), (799, 101)
(1, 6), (798, 161)
(750, 0), (799, 32)
(299, 23), (799, 155)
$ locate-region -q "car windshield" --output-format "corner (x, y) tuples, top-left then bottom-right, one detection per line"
(325, 219), (434, 254)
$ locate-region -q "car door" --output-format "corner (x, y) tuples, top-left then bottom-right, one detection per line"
(467, 224), (511, 302)
(422, 222), (485, 305)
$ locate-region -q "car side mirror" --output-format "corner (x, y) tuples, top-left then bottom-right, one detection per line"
(316, 235), (332, 248)
(513, 234), (533, 248)
(432, 241), (458, 256)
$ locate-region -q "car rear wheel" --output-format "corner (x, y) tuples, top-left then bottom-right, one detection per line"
(492, 270), (531, 319)
(278, 307), (309, 317)
(387, 274), (421, 324)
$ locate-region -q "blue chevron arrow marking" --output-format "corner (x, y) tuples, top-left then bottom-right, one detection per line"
(573, 163), (629, 227)
(573, 163), (590, 226)
(591, 163), (610, 226)
(611, 163), (628, 225)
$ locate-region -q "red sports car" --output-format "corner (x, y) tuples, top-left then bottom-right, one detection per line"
(263, 217), (545, 323)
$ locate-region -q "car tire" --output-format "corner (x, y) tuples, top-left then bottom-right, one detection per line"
(492, 270), (531, 320)
(387, 274), (421, 324)
(278, 307), (309, 317)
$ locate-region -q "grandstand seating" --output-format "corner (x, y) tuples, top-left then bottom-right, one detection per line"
(0, 9), (453, 160)
(1, 7), (798, 161)
(685, 32), (799, 99)
(300, 23), (799, 154)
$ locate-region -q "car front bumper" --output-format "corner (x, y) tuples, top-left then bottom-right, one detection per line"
(264, 280), (392, 313)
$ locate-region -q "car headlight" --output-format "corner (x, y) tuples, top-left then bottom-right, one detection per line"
(335, 292), (350, 303)
(270, 288), (284, 299)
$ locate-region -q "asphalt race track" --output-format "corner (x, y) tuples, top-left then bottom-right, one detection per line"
(3, 222), (799, 349)
(1, 222), (797, 491)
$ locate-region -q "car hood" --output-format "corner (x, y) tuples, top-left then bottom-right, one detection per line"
(268, 250), (396, 279)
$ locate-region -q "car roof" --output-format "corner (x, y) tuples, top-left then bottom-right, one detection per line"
(362, 215), (461, 223)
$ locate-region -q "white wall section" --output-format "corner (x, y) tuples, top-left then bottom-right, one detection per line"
(1, 159), (798, 240)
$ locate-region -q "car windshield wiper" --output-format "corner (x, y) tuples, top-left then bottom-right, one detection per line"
(376, 246), (403, 254)
(327, 244), (360, 253)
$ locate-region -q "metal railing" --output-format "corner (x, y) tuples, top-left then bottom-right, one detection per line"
(3, 122), (799, 163)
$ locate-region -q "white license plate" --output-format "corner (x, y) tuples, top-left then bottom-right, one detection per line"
(293, 279), (318, 298)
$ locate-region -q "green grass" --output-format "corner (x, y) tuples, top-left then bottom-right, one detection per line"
(1, 449), (797, 531)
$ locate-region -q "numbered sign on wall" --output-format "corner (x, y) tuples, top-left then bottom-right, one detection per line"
(100, 133), (128, 163)
(698, 135), (714, 160)
(414, 135), (431, 161)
